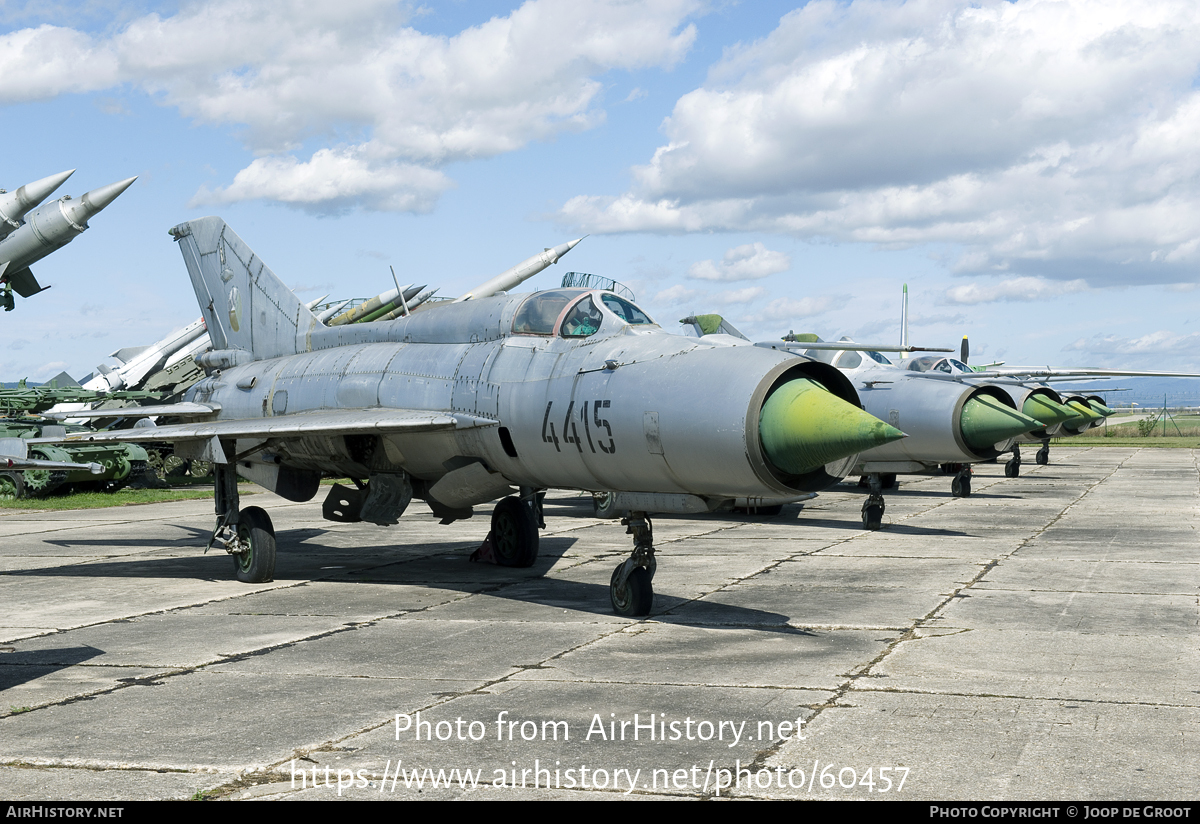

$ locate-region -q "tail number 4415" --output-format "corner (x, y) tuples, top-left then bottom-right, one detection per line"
(542, 400), (615, 454)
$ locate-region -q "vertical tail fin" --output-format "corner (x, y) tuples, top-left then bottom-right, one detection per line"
(170, 217), (317, 361)
(899, 283), (909, 360)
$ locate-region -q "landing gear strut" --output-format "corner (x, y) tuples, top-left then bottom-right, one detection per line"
(611, 513), (656, 616)
(210, 457), (277, 583)
(1036, 438), (1050, 466)
(861, 473), (885, 531)
(1005, 444), (1021, 478)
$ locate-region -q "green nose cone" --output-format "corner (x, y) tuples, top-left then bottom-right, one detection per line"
(1087, 399), (1114, 417)
(960, 394), (1042, 452)
(1066, 399), (1102, 425)
(759, 378), (906, 475)
(1021, 395), (1077, 427)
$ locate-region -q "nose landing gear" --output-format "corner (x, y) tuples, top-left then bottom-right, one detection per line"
(861, 473), (886, 530)
(610, 513), (656, 616)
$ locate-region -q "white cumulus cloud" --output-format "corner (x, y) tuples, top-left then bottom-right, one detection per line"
(191, 149), (453, 214)
(652, 284), (704, 304)
(688, 242), (790, 281)
(561, 0), (1200, 285)
(945, 277), (1089, 305)
(1064, 330), (1200, 357)
(0, 0), (700, 213)
(757, 294), (849, 322)
(713, 286), (767, 305)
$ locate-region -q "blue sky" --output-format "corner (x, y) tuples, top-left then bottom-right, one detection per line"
(2, 0), (1199, 382)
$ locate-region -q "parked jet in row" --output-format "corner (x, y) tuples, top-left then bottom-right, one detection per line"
(682, 305), (1200, 530)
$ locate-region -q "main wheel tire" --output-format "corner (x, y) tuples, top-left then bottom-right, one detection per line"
(0, 471), (24, 500)
(610, 565), (653, 616)
(1035, 449), (1049, 466)
(234, 505), (276, 583)
(951, 474), (972, 497)
(1004, 460), (1019, 478)
(862, 504), (884, 531)
(880, 473), (897, 490)
(491, 497), (539, 567)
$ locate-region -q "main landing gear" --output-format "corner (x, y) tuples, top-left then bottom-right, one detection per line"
(1005, 444), (1021, 478)
(489, 492), (541, 567)
(611, 513), (656, 616)
(211, 461), (276, 583)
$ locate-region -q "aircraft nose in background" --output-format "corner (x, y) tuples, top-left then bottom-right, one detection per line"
(1065, 399), (1103, 425)
(959, 395), (1042, 452)
(1021, 395), (1076, 428)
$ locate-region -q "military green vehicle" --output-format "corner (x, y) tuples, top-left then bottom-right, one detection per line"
(0, 416), (149, 497)
(0, 382), (155, 497)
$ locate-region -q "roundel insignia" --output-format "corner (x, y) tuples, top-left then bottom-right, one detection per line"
(228, 285), (242, 332)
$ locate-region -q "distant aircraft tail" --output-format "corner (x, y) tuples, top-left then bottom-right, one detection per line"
(170, 217), (318, 361)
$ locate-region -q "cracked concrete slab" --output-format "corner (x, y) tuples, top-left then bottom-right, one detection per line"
(0, 448), (1196, 800)
(767, 692), (1198, 800)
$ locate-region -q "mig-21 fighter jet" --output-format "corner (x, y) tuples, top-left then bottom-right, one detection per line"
(56, 218), (905, 615)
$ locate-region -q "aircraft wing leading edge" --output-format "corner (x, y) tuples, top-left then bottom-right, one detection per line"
(47, 408), (497, 445)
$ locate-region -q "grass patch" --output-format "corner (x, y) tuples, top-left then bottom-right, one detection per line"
(1055, 417), (1200, 448)
(0, 485), (260, 511)
(1056, 437), (1200, 448)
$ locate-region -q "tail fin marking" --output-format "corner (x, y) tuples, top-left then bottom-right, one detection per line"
(173, 217), (318, 361)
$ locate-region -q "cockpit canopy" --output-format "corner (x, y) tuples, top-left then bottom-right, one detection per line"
(906, 356), (970, 374)
(511, 289), (656, 338)
(819, 347), (892, 370)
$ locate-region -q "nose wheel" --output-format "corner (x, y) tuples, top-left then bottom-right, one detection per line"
(1004, 444), (1021, 478)
(610, 566), (653, 616)
(1035, 439), (1050, 465)
(610, 513), (656, 616)
(860, 473), (886, 530)
(951, 467), (972, 497)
